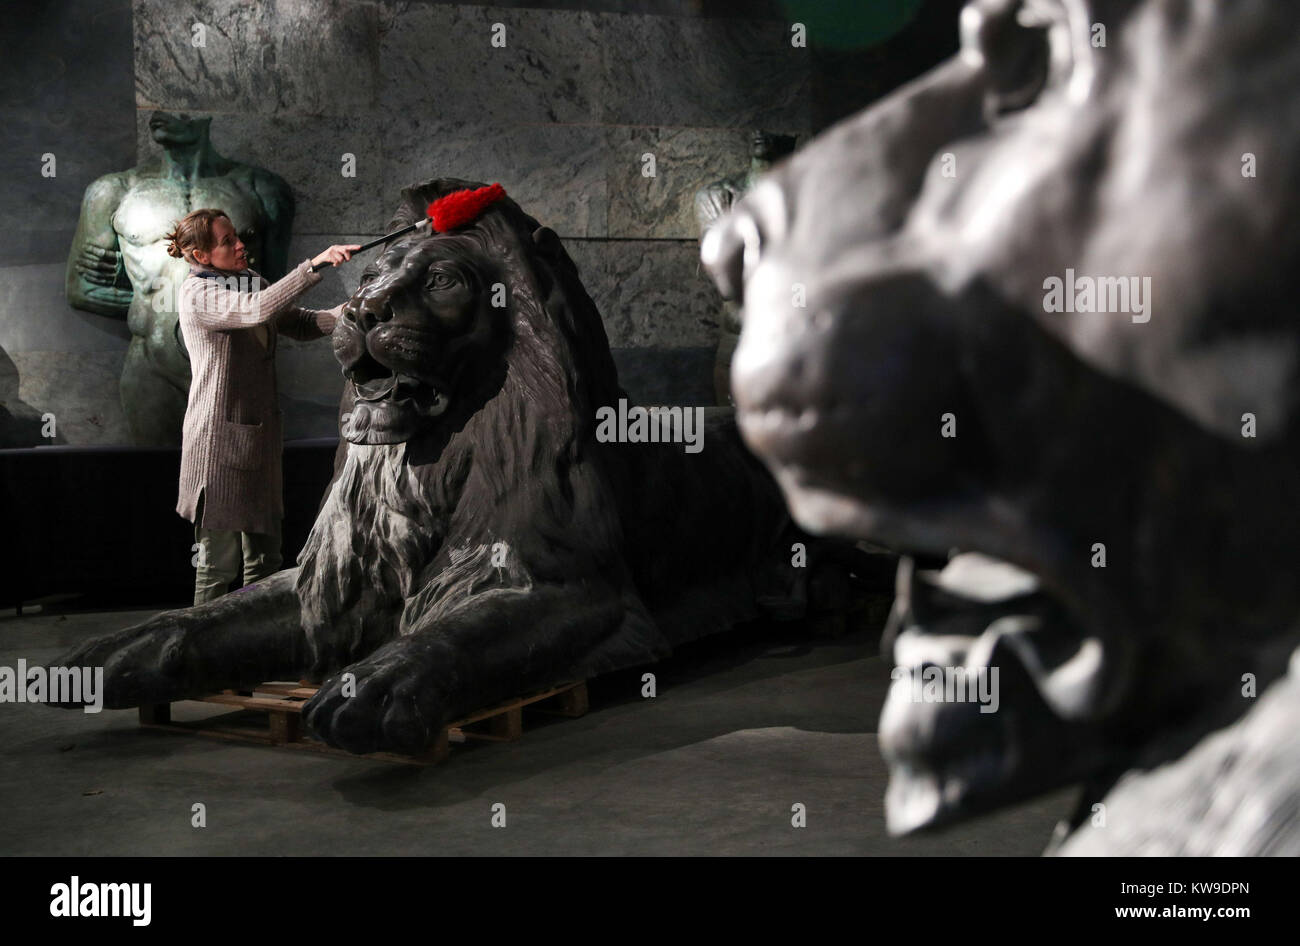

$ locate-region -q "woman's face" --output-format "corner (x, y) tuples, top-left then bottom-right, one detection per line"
(194, 217), (247, 271)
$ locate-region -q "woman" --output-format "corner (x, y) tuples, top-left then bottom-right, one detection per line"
(165, 207), (360, 604)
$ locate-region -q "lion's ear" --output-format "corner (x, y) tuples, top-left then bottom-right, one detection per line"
(532, 226), (562, 257)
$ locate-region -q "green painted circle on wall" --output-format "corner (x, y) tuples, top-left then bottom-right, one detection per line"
(780, 0), (927, 49)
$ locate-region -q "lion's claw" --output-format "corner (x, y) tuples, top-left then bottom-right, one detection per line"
(303, 655), (445, 757)
(46, 614), (192, 709)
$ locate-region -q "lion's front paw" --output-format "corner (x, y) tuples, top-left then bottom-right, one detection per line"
(302, 651), (446, 757)
(47, 614), (193, 709)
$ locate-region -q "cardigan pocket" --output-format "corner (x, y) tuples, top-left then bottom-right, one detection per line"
(219, 419), (264, 471)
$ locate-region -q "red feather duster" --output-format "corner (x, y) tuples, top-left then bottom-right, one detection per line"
(426, 183), (507, 232)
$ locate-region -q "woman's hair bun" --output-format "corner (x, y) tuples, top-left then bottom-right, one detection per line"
(164, 209), (229, 264)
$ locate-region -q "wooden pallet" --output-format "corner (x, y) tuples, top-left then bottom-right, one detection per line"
(138, 680), (589, 765)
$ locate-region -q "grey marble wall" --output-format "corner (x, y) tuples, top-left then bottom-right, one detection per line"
(2, 0), (952, 445)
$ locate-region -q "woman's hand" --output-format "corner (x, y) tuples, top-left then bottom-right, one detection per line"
(311, 244), (362, 269)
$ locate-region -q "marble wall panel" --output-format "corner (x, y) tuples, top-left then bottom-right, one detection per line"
(566, 237), (724, 348)
(376, 5), (812, 132)
(382, 119), (609, 238)
(378, 4), (607, 127)
(595, 14), (813, 131)
(133, 0), (379, 116)
(606, 125), (761, 239)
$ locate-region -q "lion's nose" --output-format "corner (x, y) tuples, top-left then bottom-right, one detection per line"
(341, 294), (393, 332)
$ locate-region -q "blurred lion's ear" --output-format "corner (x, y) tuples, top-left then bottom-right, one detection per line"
(532, 226), (562, 257)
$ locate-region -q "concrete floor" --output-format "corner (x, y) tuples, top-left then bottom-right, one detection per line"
(0, 606), (1075, 855)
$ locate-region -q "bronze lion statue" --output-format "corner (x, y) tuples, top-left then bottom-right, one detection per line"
(704, 0), (1300, 854)
(51, 178), (867, 757)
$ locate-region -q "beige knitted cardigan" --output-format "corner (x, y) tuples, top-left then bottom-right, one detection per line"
(176, 257), (343, 534)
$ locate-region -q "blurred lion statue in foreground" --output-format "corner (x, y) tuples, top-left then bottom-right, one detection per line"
(704, 0), (1300, 854)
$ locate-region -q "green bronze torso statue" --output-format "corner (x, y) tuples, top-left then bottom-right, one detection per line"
(66, 112), (295, 445)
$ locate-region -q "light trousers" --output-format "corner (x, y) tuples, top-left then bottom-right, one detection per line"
(192, 491), (283, 604)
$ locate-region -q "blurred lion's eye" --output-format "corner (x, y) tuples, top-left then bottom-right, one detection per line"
(359, 272), (378, 286)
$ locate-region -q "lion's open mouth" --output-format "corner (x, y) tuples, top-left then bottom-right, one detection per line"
(880, 551), (1113, 835)
(342, 354), (451, 445)
(354, 372), (420, 402)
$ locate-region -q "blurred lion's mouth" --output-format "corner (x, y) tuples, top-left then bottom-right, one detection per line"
(880, 551), (1117, 834)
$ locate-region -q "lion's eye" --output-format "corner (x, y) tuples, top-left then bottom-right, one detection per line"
(426, 270), (459, 291)
(359, 271), (378, 287)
